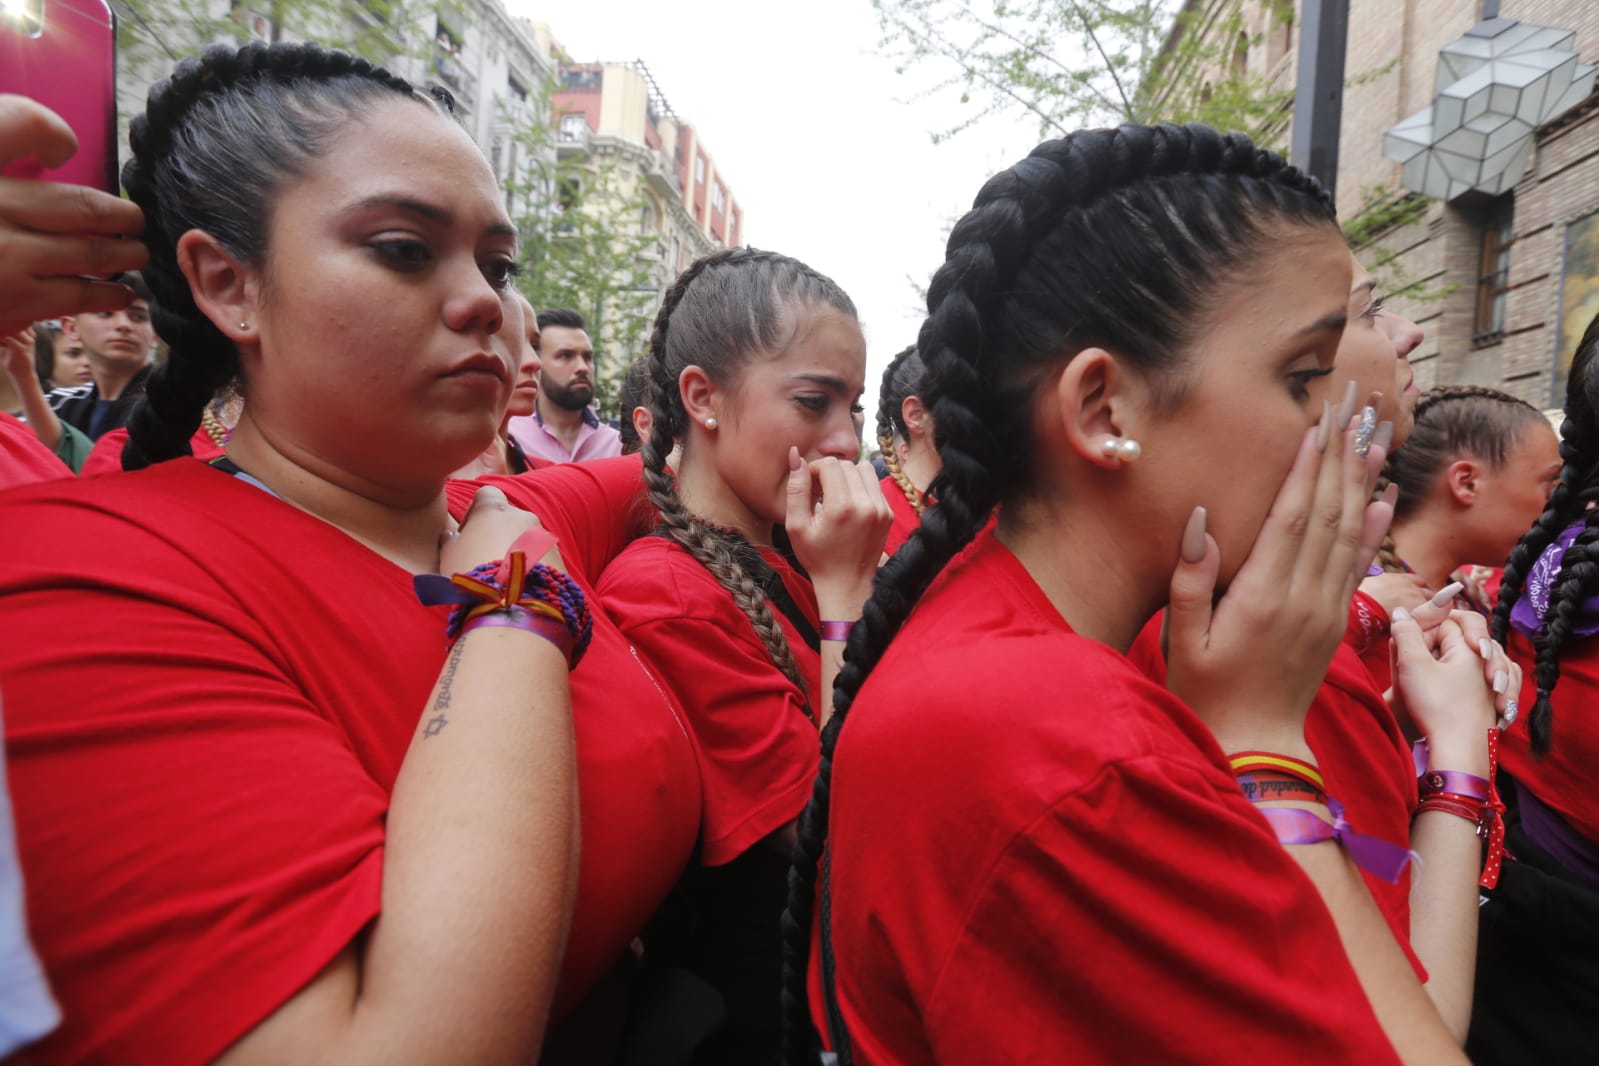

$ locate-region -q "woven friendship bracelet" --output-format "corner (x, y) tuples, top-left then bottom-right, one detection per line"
(414, 549), (594, 668)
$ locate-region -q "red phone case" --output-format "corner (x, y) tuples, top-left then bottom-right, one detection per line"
(0, 0), (118, 194)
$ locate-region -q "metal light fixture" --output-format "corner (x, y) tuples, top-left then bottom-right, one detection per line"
(1383, 18), (1595, 200)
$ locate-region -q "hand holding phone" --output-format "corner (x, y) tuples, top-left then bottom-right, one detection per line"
(0, 95), (147, 336)
(0, 0), (118, 193)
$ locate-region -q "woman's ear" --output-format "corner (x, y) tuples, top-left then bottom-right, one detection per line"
(679, 365), (720, 432)
(1052, 348), (1144, 470)
(1444, 458), (1482, 506)
(901, 394), (932, 441)
(175, 230), (260, 346)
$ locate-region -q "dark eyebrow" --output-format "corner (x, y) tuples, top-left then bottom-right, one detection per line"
(1351, 279), (1377, 298)
(792, 373), (850, 392)
(1296, 307), (1348, 337)
(348, 195), (517, 238)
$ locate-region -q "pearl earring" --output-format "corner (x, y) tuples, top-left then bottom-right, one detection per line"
(239, 322), (250, 331)
(1100, 437), (1142, 462)
(705, 417), (718, 430)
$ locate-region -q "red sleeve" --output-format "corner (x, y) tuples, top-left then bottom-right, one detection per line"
(0, 492), (386, 1064)
(865, 757), (1399, 1064)
(448, 455), (650, 586)
(1307, 645), (1425, 981)
(598, 539), (818, 865)
(0, 413), (70, 490)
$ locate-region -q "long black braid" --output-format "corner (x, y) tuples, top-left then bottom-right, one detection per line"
(118, 41), (448, 470)
(779, 122), (1338, 1064)
(1491, 310), (1599, 753)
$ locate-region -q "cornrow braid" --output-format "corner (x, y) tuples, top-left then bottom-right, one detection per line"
(781, 122), (1338, 1065)
(640, 246), (860, 720)
(1493, 311), (1599, 754)
(876, 345), (925, 514)
(118, 42), (444, 471)
(1375, 384), (1544, 574)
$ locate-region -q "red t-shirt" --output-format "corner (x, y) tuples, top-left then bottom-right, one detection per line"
(1127, 610), (1423, 979)
(78, 426), (223, 477)
(0, 456), (698, 1065)
(598, 534), (820, 866)
(1504, 627), (1599, 846)
(0, 413), (70, 491)
(878, 474), (920, 557)
(814, 532), (1398, 1064)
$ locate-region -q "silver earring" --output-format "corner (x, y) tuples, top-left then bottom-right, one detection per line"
(1100, 437), (1142, 462)
(239, 322), (250, 331)
(705, 417), (718, 430)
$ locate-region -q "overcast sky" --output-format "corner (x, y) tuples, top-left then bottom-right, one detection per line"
(505, 0), (1042, 435)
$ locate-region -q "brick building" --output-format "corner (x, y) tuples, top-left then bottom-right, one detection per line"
(1181, 0), (1599, 407)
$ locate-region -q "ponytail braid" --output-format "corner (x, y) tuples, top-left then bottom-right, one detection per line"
(117, 42), (443, 470)
(875, 345), (925, 514)
(640, 246), (860, 719)
(781, 122), (1338, 1063)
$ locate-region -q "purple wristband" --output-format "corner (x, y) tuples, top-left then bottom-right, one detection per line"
(459, 605), (575, 667)
(1258, 799), (1412, 885)
(1419, 769), (1491, 803)
(820, 620), (855, 642)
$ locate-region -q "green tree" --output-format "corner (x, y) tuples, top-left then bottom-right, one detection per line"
(504, 86), (663, 421)
(872, 0), (1296, 149)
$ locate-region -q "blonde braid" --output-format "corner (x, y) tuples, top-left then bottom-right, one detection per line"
(878, 432), (924, 515)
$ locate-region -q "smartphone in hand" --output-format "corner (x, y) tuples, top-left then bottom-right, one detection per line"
(0, 0), (118, 194)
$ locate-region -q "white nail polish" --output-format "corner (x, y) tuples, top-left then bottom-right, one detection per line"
(1494, 670), (1509, 694)
(1431, 582), (1464, 607)
(1479, 638), (1493, 660)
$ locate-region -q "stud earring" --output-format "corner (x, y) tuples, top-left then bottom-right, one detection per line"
(1100, 437), (1142, 462)
(239, 322), (250, 331)
(705, 417), (718, 430)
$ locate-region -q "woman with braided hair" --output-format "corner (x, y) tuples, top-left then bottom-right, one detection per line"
(597, 247), (890, 1064)
(780, 123), (1488, 1065)
(874, 345), (938, 556)
(1467, 310), (1599, 1064)
(1367, 386), (1559, 612)
(0, 41), (706, 1065)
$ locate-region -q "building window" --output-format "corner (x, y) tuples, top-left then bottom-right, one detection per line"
(1474, 195), (1514, 346)
(639, 203), (656, 236)
(711, 182), (725, 211)
(559, 113), (588, 142)
(694, 156), (705, 184)
(507, 74), (528, 103)
(435, 19), (461, 57)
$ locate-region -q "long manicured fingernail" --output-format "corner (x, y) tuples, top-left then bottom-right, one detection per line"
(1393, 606), (1412, 623)
(1381, 483), (1399, 506)
(1429, 582), (1463, 607)
(1317, 401), (1332, 451)
(1479, 638), (1494, 659)
(1181, 506), (1207, 564)
(1371, 420), (1394, 454)
(1353, 405), (1378, 457)
(1336, 379), (1359, 427)
(789, 446), (803, 471)
(1494, 670), (1509, 694)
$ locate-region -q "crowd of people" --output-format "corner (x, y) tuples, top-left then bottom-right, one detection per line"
(1, 39), (1598, 1066)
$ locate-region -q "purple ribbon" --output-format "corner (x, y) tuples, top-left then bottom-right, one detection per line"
(1509, 522), (1599, 639)
(1259, 799), (1412, 884)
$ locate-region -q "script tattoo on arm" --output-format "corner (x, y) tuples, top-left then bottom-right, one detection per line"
(422, 636), (468, 739)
